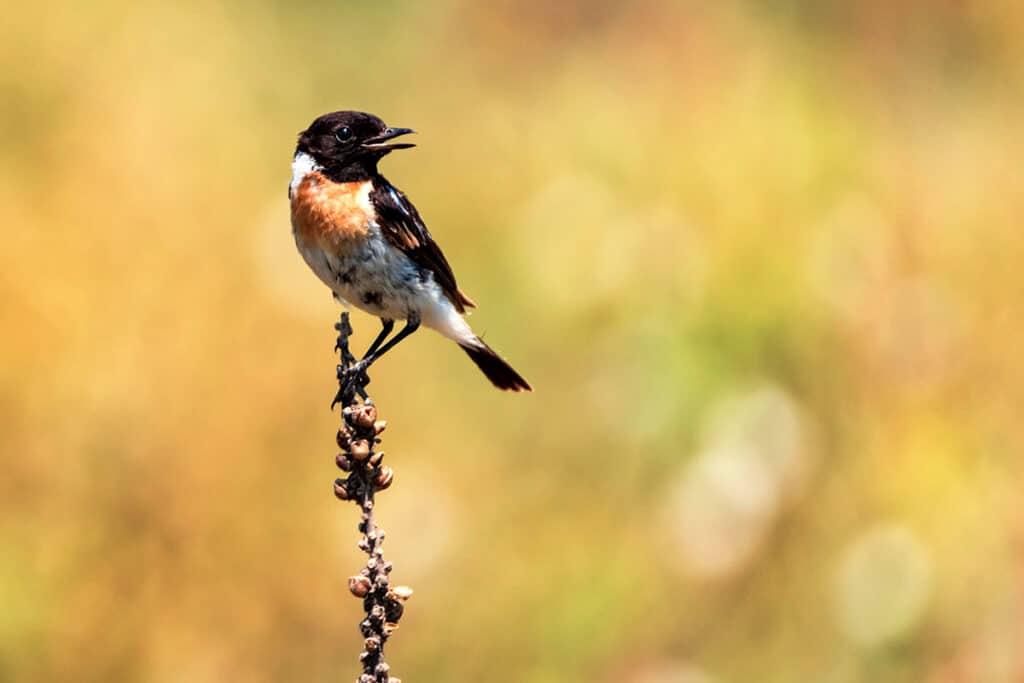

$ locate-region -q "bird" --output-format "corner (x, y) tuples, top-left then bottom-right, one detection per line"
(289, 110), (532, 393)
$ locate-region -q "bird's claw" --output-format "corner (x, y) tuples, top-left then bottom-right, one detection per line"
(331, 361), (371, 410)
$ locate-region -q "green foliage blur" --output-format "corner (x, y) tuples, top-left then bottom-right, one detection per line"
(2, 2), (1022, 681)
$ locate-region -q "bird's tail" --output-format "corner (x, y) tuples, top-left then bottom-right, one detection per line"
(460, 338), (532, 392)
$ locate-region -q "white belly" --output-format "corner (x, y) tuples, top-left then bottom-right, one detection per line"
(294, 223), (440, 322)
(292, 211), (476, 344)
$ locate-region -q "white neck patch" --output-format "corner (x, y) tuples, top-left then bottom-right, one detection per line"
(290, 151), (321, 195)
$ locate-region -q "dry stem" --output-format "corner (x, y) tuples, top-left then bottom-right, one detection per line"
(332, 312), (410, 683)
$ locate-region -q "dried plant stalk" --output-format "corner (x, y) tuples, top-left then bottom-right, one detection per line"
(332, 312), (410, 683)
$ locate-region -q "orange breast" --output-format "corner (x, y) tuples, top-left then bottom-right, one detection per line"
(291, 173), (374, 253)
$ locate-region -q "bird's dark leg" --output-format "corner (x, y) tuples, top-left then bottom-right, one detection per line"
(363, 319), (395, 359)
(343, 315), (421, 388)
(365, 315), (421, 365)
(336, 320), (394, 403)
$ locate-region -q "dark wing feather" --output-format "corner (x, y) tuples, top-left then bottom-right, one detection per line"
(370, 179), (476, 312)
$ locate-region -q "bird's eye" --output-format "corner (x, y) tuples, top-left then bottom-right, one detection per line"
(335, 127), (353, 142)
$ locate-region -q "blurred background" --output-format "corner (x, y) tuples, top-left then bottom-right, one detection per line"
(2, 1), (1023, 681)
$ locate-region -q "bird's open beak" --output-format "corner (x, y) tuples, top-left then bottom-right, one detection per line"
(362, 127), (416, 151)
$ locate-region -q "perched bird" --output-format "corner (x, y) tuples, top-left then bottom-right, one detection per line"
(289, 110), (532, 392)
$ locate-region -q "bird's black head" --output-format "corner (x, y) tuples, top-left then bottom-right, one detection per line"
(296, 111), (415, 182)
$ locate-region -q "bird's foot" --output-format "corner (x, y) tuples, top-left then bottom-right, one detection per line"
(339, 347), (358, 368)
(331, 360), (371, 410)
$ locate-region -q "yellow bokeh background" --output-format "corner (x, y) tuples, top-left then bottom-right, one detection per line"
(2, 2), (1023, 681)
